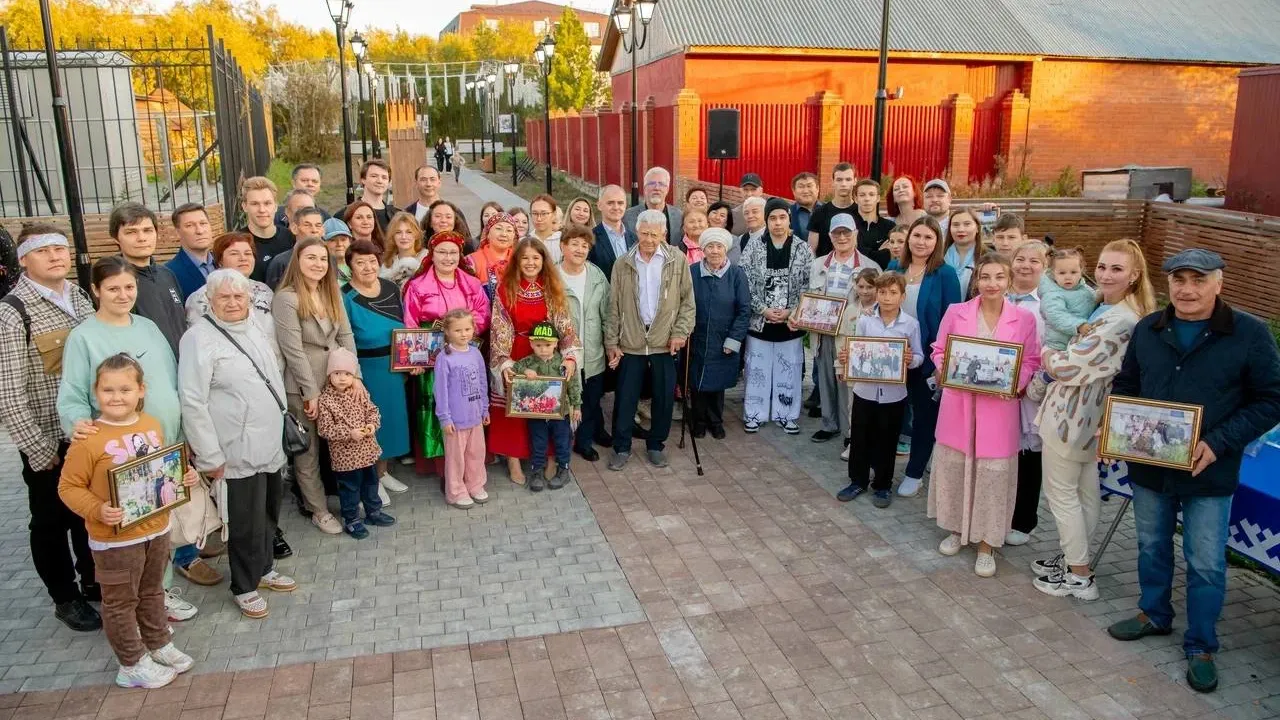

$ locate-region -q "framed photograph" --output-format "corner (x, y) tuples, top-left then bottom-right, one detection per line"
(1100, 395), (1203, 471)
(792, 293), (847, 336)
(843, 336), (908, 384)
(107, 443), (190, 533)
(940, 335), (1024, 397)
(506, 375), (566, 419)
(391, 329), (445, 371)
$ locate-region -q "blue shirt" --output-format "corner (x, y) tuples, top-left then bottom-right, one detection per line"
(943, 244), (976, 294)
(1171, 317), (1210, 352)
(1089, 303), (1113, 323)
(603, 223), (627, 259)
(182, 248), (216, 279)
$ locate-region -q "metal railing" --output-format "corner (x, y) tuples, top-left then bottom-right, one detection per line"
(0, 25), (269, 220)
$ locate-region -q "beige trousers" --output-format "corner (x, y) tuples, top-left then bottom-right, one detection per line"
(1041, 443), (1102, 567)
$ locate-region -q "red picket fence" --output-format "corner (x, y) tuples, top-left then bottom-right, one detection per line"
(651, 106), (676, 203)
(602, 114), (623, 187)
(698, 103), (821, 195)
(969, 106), (1002, 182)
(839, 104), (953, 180)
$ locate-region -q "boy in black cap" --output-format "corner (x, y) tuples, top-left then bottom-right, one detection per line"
(512, 322), (583, 492)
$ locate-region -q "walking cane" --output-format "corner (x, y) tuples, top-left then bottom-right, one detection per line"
(677, 347), (704, 476)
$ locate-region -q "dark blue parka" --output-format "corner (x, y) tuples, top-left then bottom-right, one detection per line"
(689, 260), (751, 392)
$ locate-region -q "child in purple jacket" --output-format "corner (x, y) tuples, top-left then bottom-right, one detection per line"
(433, 308), (490, 508)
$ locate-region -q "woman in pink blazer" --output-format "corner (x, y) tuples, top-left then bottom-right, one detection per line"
(927, 252), (1041, 578)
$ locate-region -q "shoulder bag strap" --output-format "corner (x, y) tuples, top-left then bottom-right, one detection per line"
(201, 315), (287, 414)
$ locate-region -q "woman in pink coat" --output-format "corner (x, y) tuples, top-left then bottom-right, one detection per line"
(928, 252), (1041, 578)
(401, 231), (491, 474)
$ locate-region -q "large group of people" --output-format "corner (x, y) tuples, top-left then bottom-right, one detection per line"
(0, 155), (1277, 696)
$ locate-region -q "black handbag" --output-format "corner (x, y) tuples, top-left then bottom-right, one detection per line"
(203, 315), (311, 457)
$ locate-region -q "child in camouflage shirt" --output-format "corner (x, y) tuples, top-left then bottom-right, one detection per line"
(512, 321), (581, 492)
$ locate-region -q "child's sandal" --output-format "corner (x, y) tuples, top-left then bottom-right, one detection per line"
(235, 592), (269, 619)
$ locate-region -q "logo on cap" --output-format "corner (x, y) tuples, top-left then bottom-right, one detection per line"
(529, 321), (559, 341)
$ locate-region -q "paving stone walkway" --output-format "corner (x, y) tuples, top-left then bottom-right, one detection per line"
(0, 178), (1275, 718)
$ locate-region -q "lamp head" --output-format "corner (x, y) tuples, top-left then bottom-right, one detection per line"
(542, 34), (556, 59)
(504, 61), (520, 75)
(612, 1), (632, 34)
(466, 80), (475, 90)
(486, 72), (497, 84)
(349, 31), (365, 58)
(636, 0), (657, 24)
(534, 46), (545, 64)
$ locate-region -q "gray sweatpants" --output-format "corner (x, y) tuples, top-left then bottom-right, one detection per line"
(816, 334), (851, 437)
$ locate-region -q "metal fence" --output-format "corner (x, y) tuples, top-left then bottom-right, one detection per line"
(0, 25), (269, 220)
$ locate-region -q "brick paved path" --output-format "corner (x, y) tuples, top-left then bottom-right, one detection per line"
(0, 177), (1275, 718)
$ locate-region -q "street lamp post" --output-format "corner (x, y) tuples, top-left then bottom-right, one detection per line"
(477, 78), (489, 169)
(326, 0), (356, 204)
(535, 35), (555, 194)
(368, 64), (381, 158)
(504, 61), (521, 186)
(612, 0), (657, 207)
(466, 80), (477, 163)
(869, 0), (892, 181)
(351, 32), (368, 163)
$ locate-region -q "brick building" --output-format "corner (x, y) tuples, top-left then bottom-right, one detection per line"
(595, 0), (1280, 185)
(441, 0), (610, 59)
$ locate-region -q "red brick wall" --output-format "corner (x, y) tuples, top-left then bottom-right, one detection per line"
(1021, 59), (1240, 183)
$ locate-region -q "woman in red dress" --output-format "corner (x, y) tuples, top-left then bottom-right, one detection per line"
(489, 238), (580, 484)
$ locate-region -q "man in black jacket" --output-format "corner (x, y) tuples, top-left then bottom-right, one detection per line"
(109, 203), (186, 356)
(1106, 248), (1280, 694)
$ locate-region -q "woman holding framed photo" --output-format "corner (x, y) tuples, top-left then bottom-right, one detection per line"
(1031, 239), (1155, 598)
(928, 253), (1041, 577)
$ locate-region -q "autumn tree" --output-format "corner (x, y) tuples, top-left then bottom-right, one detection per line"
(546, 8), (597, 111)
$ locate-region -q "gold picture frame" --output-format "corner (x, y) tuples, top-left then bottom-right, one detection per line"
(391, 328), (445, 372)
(843, 336), (909, 385)
(940, 335), (1024, 397)
(107, 443), (190, 534)
(791, 292), (847, 336)
(1100, 395), (1203, 471)
(506, 375), (567, 419)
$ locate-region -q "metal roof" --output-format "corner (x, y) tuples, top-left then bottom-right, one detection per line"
(602, 0), (1280, 69)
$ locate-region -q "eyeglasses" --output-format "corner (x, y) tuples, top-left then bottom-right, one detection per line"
(531, 211), (553, 218)
(644, 181), (669, 189)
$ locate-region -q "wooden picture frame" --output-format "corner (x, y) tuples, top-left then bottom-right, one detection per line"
(940, 335), (1024, 397)
(1100, 395), (1203, 471)
(391, 328), (445, 372)
(506, 375), (566, 419)
(843, 336), (909, 384)
(107, 443), (190, 534)
(791, 292), (847, 336)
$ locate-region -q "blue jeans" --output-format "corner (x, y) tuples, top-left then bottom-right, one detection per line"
(173, 543), (199, 569)
(334, 465), (381, 523)
(1132, 484), (1232, 656)
(529, 418), (572, 471)
(904, 367), (939, 479)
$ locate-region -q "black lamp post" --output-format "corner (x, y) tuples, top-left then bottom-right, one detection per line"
(326, 0), (356, 204)
(504, 61), (521, 186)
(612, 0), (657, 207)
(869, 0), (891, 181)
(477, 77), (489, 168)
(351, 32), (368, 163)
(368, 64), (381, 158)
(535, 34), (555, 194)
(466, 80), (477, 163)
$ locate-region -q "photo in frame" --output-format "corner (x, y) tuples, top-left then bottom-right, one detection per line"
(391, 329), (445, 371)
(940, 335), (1024, 397)
(1100, 395), (1203, 471)
(107, 443), (190, 533)
(791, 293), (847, 336)
(843, 336), (908, 384)
(506, 375), (566, 419)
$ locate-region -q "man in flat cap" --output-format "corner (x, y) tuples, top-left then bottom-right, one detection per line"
(1106, 248), (1280, 693)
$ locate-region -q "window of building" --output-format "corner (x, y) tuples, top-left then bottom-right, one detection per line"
(533, 20), (546, 33)
(484, 18), (498, 29)
(584, 22), (600, 37)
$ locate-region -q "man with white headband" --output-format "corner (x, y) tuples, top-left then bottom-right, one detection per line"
(0, 224), (100, 633)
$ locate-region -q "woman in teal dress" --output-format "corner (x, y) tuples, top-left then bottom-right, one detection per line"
(341, 240), (415, 493)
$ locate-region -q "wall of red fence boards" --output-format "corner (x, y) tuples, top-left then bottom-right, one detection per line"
(969, 107), (1001, 182)
(836, 105), (952, 181)
(697, 103), (820, 195)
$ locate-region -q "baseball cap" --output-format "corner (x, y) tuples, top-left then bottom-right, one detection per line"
(739, 173), (762, 189)
(829, 213), (856, 233)
(323, 218), (353, 241)
(1161, 248), (1225, 274)
(923, 178), (951, 194)
(529, 321), (560, 342)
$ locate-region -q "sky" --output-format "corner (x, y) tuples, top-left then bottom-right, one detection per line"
(157, 0), (614, 37)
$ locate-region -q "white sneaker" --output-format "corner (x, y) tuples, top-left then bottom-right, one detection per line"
(312, 512), (342, 534)
(1004, 530), (1031, 546)
(1030, 553), (1065, 576)
(451, 497), (475, 509)
(164, 587), (197, 622)
(1033, 570), (1099, 600)
(840, 445), (850, 461)
(974, 552), (997, 578)
(471, 490), (489, 504)
(938, 534), (963, 556)
(116, 654), (176, 689)
(398, 456), (415, 466)
(897, 476), (923, 497)
(378, 483), (392, 508)
(380, 473), (409, 493)
(150, 643), (194, 673)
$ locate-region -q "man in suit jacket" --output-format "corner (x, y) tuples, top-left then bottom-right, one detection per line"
(402, 165), (442, 224)
(165, 203), (216, 300)
(272, 163), (330, 229)
(622, 167), (682, 248)
(589, 184), (636, 281)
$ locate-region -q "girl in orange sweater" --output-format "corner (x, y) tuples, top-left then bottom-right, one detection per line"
(58, 353), (198, 689)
